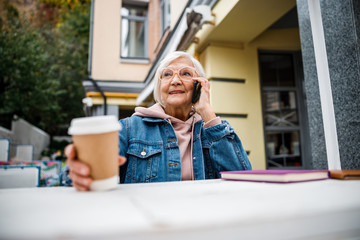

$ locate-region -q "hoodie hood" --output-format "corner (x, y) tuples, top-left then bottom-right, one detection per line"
(133, 103), (202, 124)
(133, 103), (170, 120)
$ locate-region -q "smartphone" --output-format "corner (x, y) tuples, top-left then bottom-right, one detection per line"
(192, 81), (202, 103)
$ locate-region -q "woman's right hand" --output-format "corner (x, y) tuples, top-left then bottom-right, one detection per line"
(65, 144), (127, 191)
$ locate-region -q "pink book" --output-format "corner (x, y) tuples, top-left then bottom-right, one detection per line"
(220, 170), (330, 183)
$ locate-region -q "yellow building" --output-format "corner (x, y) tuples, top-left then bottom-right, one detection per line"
(87, 0), (359, 170)
(184, 0), (301, 170)
(85, 0), (189, 117)
(86, 0), (303, 170)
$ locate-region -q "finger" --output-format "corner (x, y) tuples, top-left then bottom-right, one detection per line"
(193, 78), (210, 91)
(67, 158), (91, 177)
(118, 156), (127, 166)
(193, 77), (208, 84)
(69, 171), (92, 190)
(73, 182), (90, 192)
(65, 144), (76, 159)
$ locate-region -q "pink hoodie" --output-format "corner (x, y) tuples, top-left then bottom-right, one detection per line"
(133, 103), (220, 180)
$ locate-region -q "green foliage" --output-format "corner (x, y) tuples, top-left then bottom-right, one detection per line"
(47, 2), (90, 134)
(40, 0), (91, 10)
(42, 138), (71, 161)
(0, 0), (90, 136)
(0, 3), (60, 132)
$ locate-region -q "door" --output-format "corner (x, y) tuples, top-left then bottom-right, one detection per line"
(259, 51), (310, 169)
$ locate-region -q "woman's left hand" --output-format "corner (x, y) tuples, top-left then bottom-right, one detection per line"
(192, 77), (216, 122)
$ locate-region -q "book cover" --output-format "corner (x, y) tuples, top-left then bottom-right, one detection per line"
(220, 170), (330, 183)
(330, 170), (360, 180)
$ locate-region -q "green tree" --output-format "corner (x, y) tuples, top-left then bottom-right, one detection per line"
(0, 0), (90, 137)
(50, 2), (90, 133)
(0, 2), (62, 133)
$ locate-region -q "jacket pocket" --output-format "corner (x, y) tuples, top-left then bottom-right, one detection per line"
(125, 141), (162, 183)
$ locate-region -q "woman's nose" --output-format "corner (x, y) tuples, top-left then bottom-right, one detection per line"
(170, 74), (182, 84)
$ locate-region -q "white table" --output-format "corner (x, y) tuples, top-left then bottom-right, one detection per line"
(1, 179), (360, 240)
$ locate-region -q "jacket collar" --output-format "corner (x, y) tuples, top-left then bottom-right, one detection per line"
(141, 117), (166, 123)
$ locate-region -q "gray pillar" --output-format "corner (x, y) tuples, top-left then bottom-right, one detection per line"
(297, 0), (360, 169)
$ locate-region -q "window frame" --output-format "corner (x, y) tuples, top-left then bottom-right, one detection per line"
(120, 3), (149, 60)
(160, 0), (171, 37)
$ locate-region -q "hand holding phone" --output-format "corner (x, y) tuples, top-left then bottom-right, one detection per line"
(191, 78), (217, 122)
(192, 81), (202, 103)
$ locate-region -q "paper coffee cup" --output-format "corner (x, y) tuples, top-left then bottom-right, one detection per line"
(68, 115), (121, 191)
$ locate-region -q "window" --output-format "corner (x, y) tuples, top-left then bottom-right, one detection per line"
(259, 52), (308, 169)
(160, 0), (171, 36)
(121, 3), (148, 59)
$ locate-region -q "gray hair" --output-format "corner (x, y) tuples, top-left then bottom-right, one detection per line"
(153, 51), (206, 107)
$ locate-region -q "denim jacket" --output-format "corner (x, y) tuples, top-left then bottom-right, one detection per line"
(119, 115), (251, 183)
(60, 115), (251, 186)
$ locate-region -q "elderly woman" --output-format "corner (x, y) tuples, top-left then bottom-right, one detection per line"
(64, 51), (251, 191)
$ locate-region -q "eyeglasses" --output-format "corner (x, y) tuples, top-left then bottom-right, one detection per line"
(159, 67), (198, 82)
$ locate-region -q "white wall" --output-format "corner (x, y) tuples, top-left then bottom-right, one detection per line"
(0, 117), (50, 160)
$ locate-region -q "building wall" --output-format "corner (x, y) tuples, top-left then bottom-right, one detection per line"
(89, 0), (307, 170)
(0, 118), (50, 160)
(200, 45), (264, 170)
(198, 28), (301, 170)
(91, 0), (188, 83)
(91, 0), (151, 82)
(169, 0), (188, 29)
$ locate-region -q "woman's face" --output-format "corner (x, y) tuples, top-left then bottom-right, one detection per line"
(160, 57), (197, 110)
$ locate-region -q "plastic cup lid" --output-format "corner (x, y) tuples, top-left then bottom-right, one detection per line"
(68, 115), (121, 135)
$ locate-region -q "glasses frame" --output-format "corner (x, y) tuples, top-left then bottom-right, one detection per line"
(159, 66), (198, 82)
